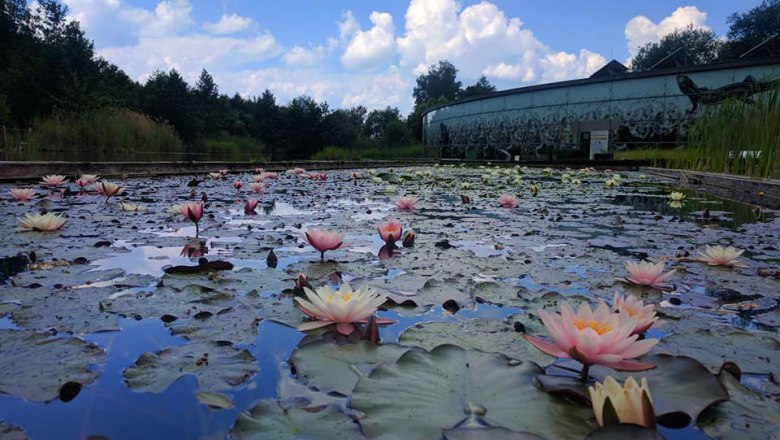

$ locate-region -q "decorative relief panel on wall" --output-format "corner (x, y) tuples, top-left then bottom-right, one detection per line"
(424, 64), (779, 160)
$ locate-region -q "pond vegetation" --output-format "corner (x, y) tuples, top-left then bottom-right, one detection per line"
(0, 165), (778, 439)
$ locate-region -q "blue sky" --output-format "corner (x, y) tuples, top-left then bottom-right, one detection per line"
(62, 0), (763, 114)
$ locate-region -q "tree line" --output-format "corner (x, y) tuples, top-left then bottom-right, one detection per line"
(630, 0), (779, 71)
(1, 0), (774, 159)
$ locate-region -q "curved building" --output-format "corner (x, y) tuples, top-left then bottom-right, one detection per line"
(422, 56), (780, 160)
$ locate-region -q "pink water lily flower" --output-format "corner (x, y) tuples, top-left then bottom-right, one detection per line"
(9, 188), (36, 202)
(17, 213), (67, 232)
(75, 178), (91, 189)
(80, 174), (99, 183)
(244, 199), (258, 214)
(396, 196), (418, 211)
(295, 283), (395, 335)
(255, 167), (265, 174)
(498, 194), (518, 208)
(524, 300), (658, 379)
(96, 181), (123, 202)
(219, 169), (228, 176)
(622, 261), (676, 290)
(377, 219), (403, 245)
(611, 294), (660, 335)
(183, 202), (204, 237)
(253, 174), (265, 182)
(303, 228), (345, 260)
(233, 181), (244, 190)
(697, 245), (747, 268)
(261, 172), (279, 180)
(41, 175), (67, 187)
(249, 182), (265, 193)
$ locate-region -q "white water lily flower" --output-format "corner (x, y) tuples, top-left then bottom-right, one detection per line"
(589, 376), (655, 428)
(697, 245), (747, 268)
(295, 284), (392, 335)
(668, 192), (686, 202)
(17, 213), (67, 232)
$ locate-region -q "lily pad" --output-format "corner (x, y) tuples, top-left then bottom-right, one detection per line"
(698, 371), (780, 440)
(11, 287), (119, 334)
(196, 391), (234, 410)
(231, 400), (362, 440)
(398, 316), (553, 366)
(655, 315), (780, 377)
(585, 425), (665, 440)
(442, 427), (546, 440)
(290, 339), (409, 396)
(350, 344), (592, 439)
(0, 423), (28, 440)
(0, 330), (103, 402)
(123, 341), (257, 393)
(170, 302), (260, 345)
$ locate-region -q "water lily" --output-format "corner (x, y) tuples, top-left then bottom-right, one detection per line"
(80, 174), (99, 183)
(119, 202), (146, 211)
(250, 182), (265, 193)
(396, 196), (418, 211)
(219, 169), (228, 176)
(530, 184), (540, 195)
(668, 192), (685, 202)
(17, 213), (67, 232)
(286, 167), (306, 175)
(668, 201), (684, 209)
(385, 185), (397, 194)
(233, 181), (243, 191)
(302, 228), (345, 260)
(461, 182), (471, 190)
(75, 178), (91, 189)
(605, 178), (619, 188)
(351, 172), (362, 180)
(561, 173), (571, 182)
(295, 283), (394, 335)
(96, 181), (123, 202)
(543, 167), (553, 175)
(9, 188), (36, 202)
(571, 178), (582, 185)
(253, 174), (265, 182)
(41, 175), (67, 187)
(180, 241), (207, 258)
(612, 294), (660, 335)
(255, 167), (265, 174)
(524, 300), (658, 379)
(371, 176), (383, 184)
(697, 245), (747, 268)
(244, 199), (258, 214)
(262, 172), (278, 179)
(377, 219), (403, 245)
(183, 202), (204, 237)
(498, 194), (518, 208)
(208, 172), (222, 180)
(622, 261), (675, 290)
(589, 376), (655, 428)
(168, 204), (186, 216)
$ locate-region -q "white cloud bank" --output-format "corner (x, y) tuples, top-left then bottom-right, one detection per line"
(624, 6), (710, 59)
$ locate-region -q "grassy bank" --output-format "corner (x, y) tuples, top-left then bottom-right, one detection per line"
(15, 108), (185, 161)
(616, 88), (780, 178)
(312, 144), (434, 161)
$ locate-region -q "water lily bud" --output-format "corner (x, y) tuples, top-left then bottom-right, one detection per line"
(402, 231), (416, 247)
(589, 376), (655, 428)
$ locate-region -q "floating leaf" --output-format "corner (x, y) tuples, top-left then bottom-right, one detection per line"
(0, 330), (103, 402)
(350, 344), (592, 439)
(0, 422), (28, 440)
(398, 316), (554, 366)
(698, 371), (780, 440)
(196, 391), (234, 410)
(231, 400), (361, 440)
(585, 424), (665, 440)
(124, 341), (256, 393)
(290, 339), (409, 396)
(442, 427), (546, 440)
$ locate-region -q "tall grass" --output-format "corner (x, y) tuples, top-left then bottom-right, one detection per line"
(311, 144), (433, 161)
(679, 87), (780, 178)
(25, 108), (184, 161)
(205, 135), (268, 162)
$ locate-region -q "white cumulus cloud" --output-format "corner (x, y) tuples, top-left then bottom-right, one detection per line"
(396, 0), (605, 89)
(203, 13), (255, 35)
(624, 6), (709, 58)
(341, 11), (396, 70)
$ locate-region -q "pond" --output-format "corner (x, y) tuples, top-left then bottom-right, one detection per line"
(0, 165), (778, 440)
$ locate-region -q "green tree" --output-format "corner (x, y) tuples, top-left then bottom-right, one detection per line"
(458, 76), (496, 99)
(143, 69), (202, 144)
(413, 60), (462, 104)
(720, 0), (780, 59)
(630, 26), (722, 71)
(406, 96), (448, 142)
(364, 106), (402, 140)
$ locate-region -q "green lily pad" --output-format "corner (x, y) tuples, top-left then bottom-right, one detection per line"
(350, 344), (592, 440)
(0, 330), (103, 402)
(698, 371), (780, 440)
(655, 315), (780, 377)
(11, 287), (119, 334)
(231, 400), (362, 440)
(442, 427), (546, 440)
(0, 423), (28, 440)
(585, 425), (664, 440)
(290, 339), (409, 396)
(398, 315), (553, 366)
(196, 391), (234, 410)
(123, 341), (257, 393)
(170, 302), (260, 345)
